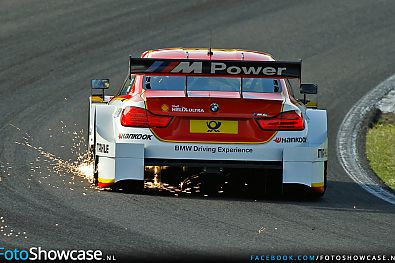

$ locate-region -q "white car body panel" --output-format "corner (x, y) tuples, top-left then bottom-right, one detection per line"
(89, 99), (328, 188)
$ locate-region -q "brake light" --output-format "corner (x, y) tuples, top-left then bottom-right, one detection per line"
(121, 106), (172, 128)
(255, 110), (304, 130)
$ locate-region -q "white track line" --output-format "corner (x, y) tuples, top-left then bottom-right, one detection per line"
(337, 74), (395, 205)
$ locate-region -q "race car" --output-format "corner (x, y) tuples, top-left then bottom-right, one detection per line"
(88, 48), (328, 197)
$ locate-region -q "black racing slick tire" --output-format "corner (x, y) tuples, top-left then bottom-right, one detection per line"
(114, 180), (144, 194)
(283, 161), (327, 200)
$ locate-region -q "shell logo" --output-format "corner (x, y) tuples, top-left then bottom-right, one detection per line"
(161, 104), (169, 112)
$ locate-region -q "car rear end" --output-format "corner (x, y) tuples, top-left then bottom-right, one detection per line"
(91, 50), (327, 196)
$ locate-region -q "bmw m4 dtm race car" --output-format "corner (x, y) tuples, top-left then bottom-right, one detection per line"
(88, 48), (328, 197)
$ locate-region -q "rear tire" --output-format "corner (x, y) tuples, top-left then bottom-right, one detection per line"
(92, 154), (98, 186)
(310, 161), (328, 198)
(114, 180), (144, 194)
(283, 161), (327, 200)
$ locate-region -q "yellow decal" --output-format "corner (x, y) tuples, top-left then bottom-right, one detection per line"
(91, 96), (104, 103)
(311, 182), (324, 187)
(190, 120), (238, 134)
(306, 101), (318, 107)
(161, 104), (169, 112)
(98, 178), (115, 184)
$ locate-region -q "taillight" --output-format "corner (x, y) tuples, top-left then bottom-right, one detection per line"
(255, 110), (304, 130)
(121, 106), (172, 128)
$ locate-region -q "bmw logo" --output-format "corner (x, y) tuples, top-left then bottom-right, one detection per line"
(210, 103), (219, 112)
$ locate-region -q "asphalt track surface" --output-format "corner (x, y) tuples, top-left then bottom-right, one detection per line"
(1, 0), (395, 261)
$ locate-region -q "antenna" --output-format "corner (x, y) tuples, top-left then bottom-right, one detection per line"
(184, 50), (189, 97)
(240, 52), (244, 98)
(208, 31), (213, 58)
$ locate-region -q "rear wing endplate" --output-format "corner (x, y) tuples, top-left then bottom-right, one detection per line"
(129, 57), (301, 79)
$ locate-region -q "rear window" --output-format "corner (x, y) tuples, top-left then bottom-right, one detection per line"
(143, 76), (282, 93)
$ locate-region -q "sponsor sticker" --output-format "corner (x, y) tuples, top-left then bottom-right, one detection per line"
(96, 143), (109, 153)
(273, 137), (307, 143)
(130, 59), (301, 78)
(172, 104), (204, 113)
(118, 133), (153, 140)
(174, 145), (253, 154)
(206, 121), (222, 132)
(318, 148), (328, 158)
(190, 120), (238, 134)
(161, 104), (169, 112)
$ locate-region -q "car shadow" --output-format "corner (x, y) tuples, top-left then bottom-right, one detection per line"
(115, 176), (395, 214)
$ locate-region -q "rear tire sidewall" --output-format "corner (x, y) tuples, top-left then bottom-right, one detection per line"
(88, 104), (98, 185)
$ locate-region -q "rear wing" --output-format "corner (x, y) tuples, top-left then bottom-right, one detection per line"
(129, 57), (301, 79)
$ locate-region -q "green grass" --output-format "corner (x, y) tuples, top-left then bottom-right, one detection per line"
(366, 116), (395, 191)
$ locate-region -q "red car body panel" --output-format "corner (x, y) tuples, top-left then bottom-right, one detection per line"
(127, 48), (293, 143)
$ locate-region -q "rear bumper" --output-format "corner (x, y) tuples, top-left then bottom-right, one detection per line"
(145, 158), (282, 169)
(96, 141), (327, 189)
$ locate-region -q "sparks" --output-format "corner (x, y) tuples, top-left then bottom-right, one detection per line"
(12, 123), (95, 188)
